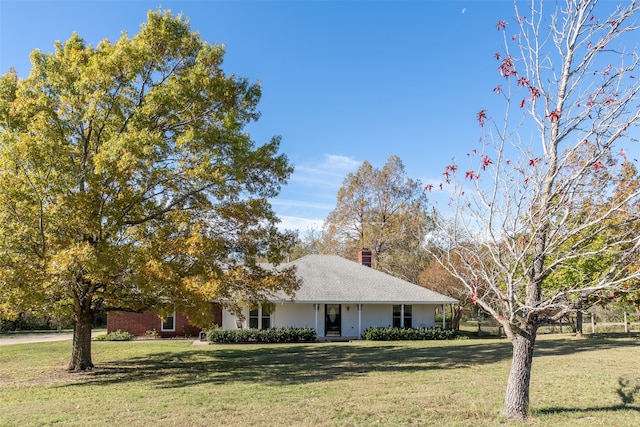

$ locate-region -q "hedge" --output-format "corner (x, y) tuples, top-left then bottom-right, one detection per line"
(361, 326), (461, 341)
(206, 327), (317, 343)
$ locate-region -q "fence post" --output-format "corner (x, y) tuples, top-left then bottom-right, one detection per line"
(624, 312), (629, 333)
(591, 313), (596, 334)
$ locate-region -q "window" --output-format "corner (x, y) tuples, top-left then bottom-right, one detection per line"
(392, 305), (412, 328)
(249, 308), (259, 329)
(261, 304), (272, 329)
(249, 305), (272, 329)
(404, 305), (412, 328)
(393, 305), (402, 328)
(161, 313), (175, 331)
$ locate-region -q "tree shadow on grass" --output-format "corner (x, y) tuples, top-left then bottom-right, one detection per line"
(534, 376), (640, 416)
(60, 335), (639, 390)
(62, 340), (514, 389)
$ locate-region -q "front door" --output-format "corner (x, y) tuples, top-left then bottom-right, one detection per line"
(325, 304), (341, 336)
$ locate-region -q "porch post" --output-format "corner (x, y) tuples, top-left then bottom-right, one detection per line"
(358, 304), (362, 339)
(314, 304), (319, 334)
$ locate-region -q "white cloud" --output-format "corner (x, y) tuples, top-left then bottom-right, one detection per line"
(276, 215), (324, 233)
(271, 153), (361, 233)
(270, 198), (335, 211)
(290, 154), (360, 188)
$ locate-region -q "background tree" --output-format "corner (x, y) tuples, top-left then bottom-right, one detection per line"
(430, 0), (640, 420)
(419, 250), (474, 330)
(0, 10), (299, 371)
(287, 229), (322, 261)
(321, 155), (432, 283)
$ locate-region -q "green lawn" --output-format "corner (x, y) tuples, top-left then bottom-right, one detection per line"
(1, 334), (639, 426)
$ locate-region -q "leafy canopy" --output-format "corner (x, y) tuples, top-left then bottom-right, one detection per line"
(0, 10), (299, 327)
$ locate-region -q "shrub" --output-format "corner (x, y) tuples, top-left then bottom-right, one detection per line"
(94, 330), (135, 341)
(361, 327), (462, 341)
(206, 327), (316, 344)
(142, 329), (159, 339)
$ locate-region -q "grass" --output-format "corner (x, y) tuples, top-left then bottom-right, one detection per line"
(1, 334), (639, 426)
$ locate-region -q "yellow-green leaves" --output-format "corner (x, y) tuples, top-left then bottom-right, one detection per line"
(0, 9), (296, 338)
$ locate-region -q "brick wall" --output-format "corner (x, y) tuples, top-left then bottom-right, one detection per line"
(107, 303), (223, 337)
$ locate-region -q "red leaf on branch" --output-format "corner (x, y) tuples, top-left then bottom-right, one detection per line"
(499, 56), (516, 77)
(481, 155), (493, 170)
(496, 20), (507, 30)
(529, 158), (540, 167)
(493, 84), (502, 94)
(529, 87), (540, 100)
(424, 184), (434, 192)
(620, 149), (627, 160)
(594, 161), (604, 171)
(517, 76), (529, 87)
(465, 171), (477, 180)
(477, 109), (488, 127)
(547, 109), (561, 122)
(519, 98), (526, 108)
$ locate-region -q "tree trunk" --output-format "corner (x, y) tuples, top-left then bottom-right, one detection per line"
(451, 305), (462, 331)
(576, 311), (583, 335)
(503, 329), (537, 421)
(67, 309), (94, 371)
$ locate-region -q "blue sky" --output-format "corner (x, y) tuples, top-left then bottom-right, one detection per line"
(1, 0), (526, 232)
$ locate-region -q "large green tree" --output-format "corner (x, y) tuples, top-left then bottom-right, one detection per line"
(431, 0), (640, 420)
(321, 155), (432, 283)
(0, 10), (299, 371)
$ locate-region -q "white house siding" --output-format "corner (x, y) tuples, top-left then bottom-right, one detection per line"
(272, 303), (316, 330)
(222, 308), (240, 329)
(412, 304), (436, 328)
(221, 303), (440, 338)
(361, 304), (390, 329)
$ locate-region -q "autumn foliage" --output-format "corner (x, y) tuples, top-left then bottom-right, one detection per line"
(429, 1), (640, 420)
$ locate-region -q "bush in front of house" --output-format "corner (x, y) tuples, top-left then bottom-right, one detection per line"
(361, 326), (462, 341)
(94, 330), (135, 341)
(206, 327), (316, 343)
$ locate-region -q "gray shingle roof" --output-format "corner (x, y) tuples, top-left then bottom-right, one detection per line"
(272, 255), (458, 304)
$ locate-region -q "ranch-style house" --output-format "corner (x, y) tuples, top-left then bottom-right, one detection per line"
(107, 250), (458, 339)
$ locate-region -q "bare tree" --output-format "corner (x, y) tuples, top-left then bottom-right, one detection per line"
(430, 0), (640, 420)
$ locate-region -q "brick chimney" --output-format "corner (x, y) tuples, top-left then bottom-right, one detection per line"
(358, 249), (372, 267)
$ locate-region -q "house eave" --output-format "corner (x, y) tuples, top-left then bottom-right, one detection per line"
(268, 299), (458, 305)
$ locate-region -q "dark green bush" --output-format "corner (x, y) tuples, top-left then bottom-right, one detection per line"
(361, 327), (462, 341)
(94, 330), (135, 341)
(206, 327), (316, 343)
